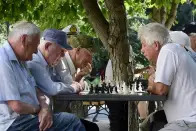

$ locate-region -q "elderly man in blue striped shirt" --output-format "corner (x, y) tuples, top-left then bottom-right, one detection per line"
(0, 21), (85, 131)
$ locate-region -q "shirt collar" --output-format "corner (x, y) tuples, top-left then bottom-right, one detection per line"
(64, 52), (76, 75)
(3, 41), (19, 62)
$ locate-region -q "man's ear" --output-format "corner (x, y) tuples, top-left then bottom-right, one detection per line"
(154, 41), (161, 51)
(45, 42), (52, 50)
(20, 34), (28, 48)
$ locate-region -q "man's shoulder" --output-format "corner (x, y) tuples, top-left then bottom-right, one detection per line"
(161, 43), (184, 54)
(0, 46), (10, 63)
(162, 43), (179, 50)
(27, 53), (46, 68)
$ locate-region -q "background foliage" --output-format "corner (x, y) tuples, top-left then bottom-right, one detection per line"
(0, 0), (196, 70)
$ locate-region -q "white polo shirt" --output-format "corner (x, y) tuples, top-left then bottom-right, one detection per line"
(155, 43), (196, 123)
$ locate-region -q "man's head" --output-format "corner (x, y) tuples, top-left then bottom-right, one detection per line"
(39, 29), (72, 66)
(68, 48), (92, 69)
(169, 31), (194, 52)
(189, 33), (196, 52)
(8, 21), (40, 61)
(138, 23), (170, 63)
(182, 23), (196, 52)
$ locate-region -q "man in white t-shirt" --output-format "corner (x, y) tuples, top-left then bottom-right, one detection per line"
(138, 23), (196, 131)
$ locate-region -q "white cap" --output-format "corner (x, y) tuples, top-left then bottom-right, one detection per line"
(62, 25), (79, 35)
(169, 31), (194, 52)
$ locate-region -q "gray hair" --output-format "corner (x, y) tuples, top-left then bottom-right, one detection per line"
(138, 23), (170, 46)
(8, 21), (40, 40)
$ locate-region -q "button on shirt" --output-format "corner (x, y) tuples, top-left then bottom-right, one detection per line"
(0, 42), (39, 131)
(27, 51), (75, 96)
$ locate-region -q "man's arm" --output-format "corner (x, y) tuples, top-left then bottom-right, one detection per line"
(75, 63), (92, 82)
(148, 83), (169, 95)
(7, 100), (40, 114)
(147, 73), (169, 96)
(36, 88), (50, 109)
(27, 61), (75, 96)
(36, 88), (53, 131)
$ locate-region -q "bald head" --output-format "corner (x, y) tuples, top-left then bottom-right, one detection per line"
(69, 48), (92, 69)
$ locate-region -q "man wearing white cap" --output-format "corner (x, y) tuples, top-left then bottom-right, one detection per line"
(169, 31), (196, 62)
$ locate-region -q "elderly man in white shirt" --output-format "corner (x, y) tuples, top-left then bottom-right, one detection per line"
(138, 23), (196, 131)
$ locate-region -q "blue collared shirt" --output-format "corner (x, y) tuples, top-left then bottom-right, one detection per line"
(27, 51), (75, 96)
(0, 41), (39, 131)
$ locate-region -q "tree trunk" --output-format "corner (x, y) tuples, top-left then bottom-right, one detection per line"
(105, 0), (131, 84)
(82, 1), (136, 131)
(82, 0), (133, 83)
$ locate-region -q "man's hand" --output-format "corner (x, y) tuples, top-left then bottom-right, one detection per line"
(78, 63), (92, 77)
(147, 73), (155, 92)
(71, 81), (84, 93)
(38, 108), (53, 131)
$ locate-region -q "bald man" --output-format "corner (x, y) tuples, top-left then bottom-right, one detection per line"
(52, 48), (92, 92)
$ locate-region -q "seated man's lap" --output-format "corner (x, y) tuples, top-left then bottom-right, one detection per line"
(159, 120), (196, 131)
(8, 112), (85, 131)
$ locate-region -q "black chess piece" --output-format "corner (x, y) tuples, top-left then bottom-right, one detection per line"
(106, 83), (110, 94)
(95, 85), (99, 94)
(114, 86), (118, 93)
(101, 83), (105, 94)
(89, 84), (94, 94)
(109, 83), (114, 93)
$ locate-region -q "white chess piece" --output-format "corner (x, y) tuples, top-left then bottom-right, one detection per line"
(131, 83), (136, 94)
(118, 83), (123, 94)
(134, 82), (138, 92)
(138, 82), (143, 92)
(123, 82), (129, 94)
(84, 81), (89, 91)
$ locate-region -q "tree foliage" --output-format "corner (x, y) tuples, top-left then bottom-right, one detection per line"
(0, 0), (195, 65)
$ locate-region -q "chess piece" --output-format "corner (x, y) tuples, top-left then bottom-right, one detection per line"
(108, 83), (113, 93)
(101, 82), (105, 94)
(138, 82), (143, 92)
(114, 85), (118, 93)
(106, 83), (110, 94)
(131, 82), (136, 94)
(84, 81), (89, 92)
(89, 84), (94, 94)
(95, 84), (99, 94)
(134, 82), (138, 92)
(123, 82), (129, 94)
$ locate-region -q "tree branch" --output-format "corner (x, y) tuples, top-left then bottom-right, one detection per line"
(81, 0), (109, 48)
(165, 1), (178, 29)
(160, 7), (167, 24)
(151, 7), (161, 23)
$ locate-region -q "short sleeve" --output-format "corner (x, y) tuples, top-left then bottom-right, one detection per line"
(0, 60), (20, 101)
(155, 48), (178, 86)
